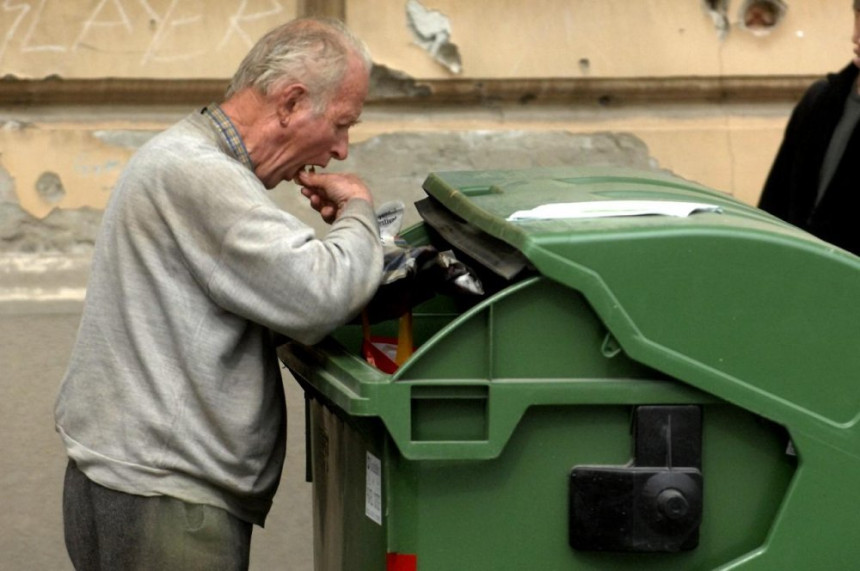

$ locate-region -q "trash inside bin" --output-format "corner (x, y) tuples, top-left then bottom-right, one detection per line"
(279, 166), (860, 571)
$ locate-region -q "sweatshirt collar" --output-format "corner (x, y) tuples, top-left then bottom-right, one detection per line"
(201, 103), (254, 172)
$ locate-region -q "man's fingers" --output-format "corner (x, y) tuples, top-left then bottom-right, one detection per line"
(295, 169), (319, 188)
(302, 188), (326, 208)
(296, 172), (371, 223)
(320, 205), (336, 223)
(299, 185), (337, 221)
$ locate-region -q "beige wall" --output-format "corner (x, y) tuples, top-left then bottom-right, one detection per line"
(352, 0), (850, 79)
(0, 0), (299, 79)
(1, 0), (856, 230)
(2, 0), (850, 79)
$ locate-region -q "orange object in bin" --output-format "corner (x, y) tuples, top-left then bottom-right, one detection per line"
(361, 310), (414, 373)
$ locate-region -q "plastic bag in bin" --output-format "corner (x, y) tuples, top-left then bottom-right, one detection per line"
(362, 201), (484, 324)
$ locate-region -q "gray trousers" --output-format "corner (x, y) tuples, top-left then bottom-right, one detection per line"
(63, 460), (253, 571)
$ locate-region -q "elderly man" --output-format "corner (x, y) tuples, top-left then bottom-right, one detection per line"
(54, 18), (383, 570)
(758, 0), (860, 255)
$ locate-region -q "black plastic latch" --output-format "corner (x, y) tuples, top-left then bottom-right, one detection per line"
(569, 405), (703, 553)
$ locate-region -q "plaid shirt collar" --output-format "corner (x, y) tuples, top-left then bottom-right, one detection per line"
(201, 103), (254, 172)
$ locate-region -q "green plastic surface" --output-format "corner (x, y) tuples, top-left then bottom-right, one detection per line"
(281, 166), (860, 570)
(420, 167), (860, 443)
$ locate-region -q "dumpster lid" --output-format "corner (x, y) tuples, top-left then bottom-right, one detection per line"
(414, 197), (529, 280)
(420, 166), (798, 260)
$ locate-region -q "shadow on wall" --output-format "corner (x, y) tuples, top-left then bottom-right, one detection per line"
(1, 131), (663, 254)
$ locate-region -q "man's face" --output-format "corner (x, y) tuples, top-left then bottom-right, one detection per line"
(256, 56), (369, 189)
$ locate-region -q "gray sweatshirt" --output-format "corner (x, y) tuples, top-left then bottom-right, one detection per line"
(54, 109), (383, 525)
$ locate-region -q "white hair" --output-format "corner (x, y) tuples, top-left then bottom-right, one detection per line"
(226, 18), (372, 113)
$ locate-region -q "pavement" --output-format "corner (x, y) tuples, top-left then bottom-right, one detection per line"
(0, 253), (314, 571)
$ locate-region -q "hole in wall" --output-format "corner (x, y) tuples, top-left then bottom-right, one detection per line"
(578, 58), (591, 75)
(739, 0), (787, 35)
(35, 171), (65, 204)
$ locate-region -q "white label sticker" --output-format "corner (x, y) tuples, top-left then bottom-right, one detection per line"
(365, 452), (382, 525)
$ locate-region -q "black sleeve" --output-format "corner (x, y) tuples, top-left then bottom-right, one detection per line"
(758, 79), (830, 217)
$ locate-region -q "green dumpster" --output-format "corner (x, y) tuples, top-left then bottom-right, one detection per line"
(279, 166), (860, 570)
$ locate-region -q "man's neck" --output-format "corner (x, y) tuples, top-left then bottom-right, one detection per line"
(219, 89), (270, 142)
(219, 89), (283, 171)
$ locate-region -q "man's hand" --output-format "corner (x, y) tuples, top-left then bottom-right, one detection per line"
(295, 170), (373, 224)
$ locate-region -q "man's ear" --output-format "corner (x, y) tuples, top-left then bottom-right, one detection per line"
(277, 83), (308, 121)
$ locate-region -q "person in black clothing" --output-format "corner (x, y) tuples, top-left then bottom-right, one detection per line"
(758, 1), (860, 256)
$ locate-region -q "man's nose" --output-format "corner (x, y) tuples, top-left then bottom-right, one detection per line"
(331, 133), (349, 161)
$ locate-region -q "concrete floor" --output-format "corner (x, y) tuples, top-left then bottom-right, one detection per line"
(0, 297), (314, 570)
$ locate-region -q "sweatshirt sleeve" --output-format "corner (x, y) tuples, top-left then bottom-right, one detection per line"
(207, 197), (384, 345)
(129, 127), (384, 346)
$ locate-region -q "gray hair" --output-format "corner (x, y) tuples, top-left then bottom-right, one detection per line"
(225, 18), (372, 113)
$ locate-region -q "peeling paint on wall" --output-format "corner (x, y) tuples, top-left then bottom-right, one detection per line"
(93, 130), (158, 150)
(703, 0), (731, 38)
(0, 164), (16, 203)
(0, 203), (101, 253)
(0, 126), (141, 219)
(2, 119), (32, 131)
(405, 0), (462, 74)
(1, 130), (660, 253)
(370, 64), (432, 99)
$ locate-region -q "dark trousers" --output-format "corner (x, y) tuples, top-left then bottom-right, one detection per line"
(63, 460), (253, 571)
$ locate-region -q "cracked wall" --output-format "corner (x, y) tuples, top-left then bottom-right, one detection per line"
(0, 121), (157, 218)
